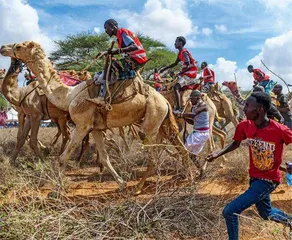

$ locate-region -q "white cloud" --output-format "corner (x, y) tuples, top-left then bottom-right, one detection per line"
(247, 30), (292, 90)
(0, 0), (54, 84)
(39, 0), (123, 6)
(258, 0), (292, 9)
(112, 0), (198, 47)
(209, 31), (292, 93)
(208, 58), (253, 91)
(201, 27), (213, 36)
(94, 27), (101, 34)
(214, 24), (227, 33)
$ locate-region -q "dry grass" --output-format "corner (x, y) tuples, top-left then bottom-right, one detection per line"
(0, 127), (291, 240)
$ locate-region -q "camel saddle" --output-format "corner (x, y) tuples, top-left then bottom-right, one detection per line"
(86, 76), (149, 106)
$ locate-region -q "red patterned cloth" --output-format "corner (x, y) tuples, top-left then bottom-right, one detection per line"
(181, 83), (200, 92)
(59, 73), (81, 86)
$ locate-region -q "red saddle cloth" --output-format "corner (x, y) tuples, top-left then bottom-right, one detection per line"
(59, 73), (81, 86)
(181, 83), (200, 92)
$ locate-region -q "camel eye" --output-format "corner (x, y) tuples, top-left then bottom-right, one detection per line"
(16, 45), (21, 49)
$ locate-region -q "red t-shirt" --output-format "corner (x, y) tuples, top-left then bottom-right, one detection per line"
(233, 120), (292, 183)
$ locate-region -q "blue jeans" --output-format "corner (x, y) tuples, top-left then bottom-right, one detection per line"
(223, 178), (291, 240)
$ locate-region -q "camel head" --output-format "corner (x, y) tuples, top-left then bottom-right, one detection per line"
(222, 81), (240, 96)
(0, 41), (46, 63)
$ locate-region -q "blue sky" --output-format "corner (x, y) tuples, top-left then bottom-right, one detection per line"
(1, 0), (292, 91)
(25, 0), (291, 68)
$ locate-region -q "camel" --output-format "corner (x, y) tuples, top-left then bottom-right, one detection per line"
(222, 81), (246, 120)
(1, 58), (72, 164)
(207, 83), (239, 129)
(0, 41), (193, 194)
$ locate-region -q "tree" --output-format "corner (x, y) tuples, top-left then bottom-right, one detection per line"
(51, 32), (110, 73)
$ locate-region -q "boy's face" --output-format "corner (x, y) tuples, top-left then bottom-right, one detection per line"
(174, 39), (181, 49)
(244, 96), (262, 120)
(104, 23), (115, 37)
(190, 96), (200, 105)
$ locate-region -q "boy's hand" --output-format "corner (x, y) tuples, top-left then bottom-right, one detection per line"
(206, 152), (220, 162)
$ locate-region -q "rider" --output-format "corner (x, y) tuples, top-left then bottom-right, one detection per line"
(153, 68), (163, 92)
(160, 36), (198, 112)
(247, 65), (273, 93)
(93, 19), (148, 98)
(199, 61), (215, 93)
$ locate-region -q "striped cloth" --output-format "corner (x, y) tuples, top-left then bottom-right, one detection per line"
(59, 73), (81, 86)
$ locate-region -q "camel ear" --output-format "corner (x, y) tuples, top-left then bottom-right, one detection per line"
(3, 69), (5, 73)
(27, 42), (35, 49)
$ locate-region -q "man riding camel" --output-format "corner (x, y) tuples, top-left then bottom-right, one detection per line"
(153, 68), (163, 92)
(93, 19), (148, 98)
(199, 61), (215, 93)
(247, 65), (275, 94)
(160, 36), (198, 113)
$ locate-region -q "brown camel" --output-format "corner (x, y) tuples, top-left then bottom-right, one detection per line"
(0, 41), (193, 194)
(222, 81), (246, 120)
(207, 83), (239, 129)
(1, 58), (71, 164)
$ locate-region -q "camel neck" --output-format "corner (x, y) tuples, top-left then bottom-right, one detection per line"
(26, 59), (71, 111)
(1, 68), (21, 106)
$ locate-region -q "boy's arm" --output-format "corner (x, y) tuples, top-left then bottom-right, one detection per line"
(206, 140), (241, 162)
(160, 56), (180, 73)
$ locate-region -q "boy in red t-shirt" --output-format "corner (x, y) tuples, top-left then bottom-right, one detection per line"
(206, 91), (292, 240)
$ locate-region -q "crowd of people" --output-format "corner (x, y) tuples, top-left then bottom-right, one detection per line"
(94, 18), (292, 240)
(4, 18), (290, 240)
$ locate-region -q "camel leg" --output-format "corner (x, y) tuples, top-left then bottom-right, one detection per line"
(118, 127), (130, 151)
(11, 114), (30, 164)
(91, 129), (126, 189)
(59, 125), (90, 167)
(50, 123), (62, 147)
(29, 114), (44, 159)
(57, 118), (70, 155)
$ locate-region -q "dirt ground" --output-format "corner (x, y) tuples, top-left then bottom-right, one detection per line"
(0, 127), (291, 239)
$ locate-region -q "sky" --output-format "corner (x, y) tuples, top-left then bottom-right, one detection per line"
(0, 0), (292, 92)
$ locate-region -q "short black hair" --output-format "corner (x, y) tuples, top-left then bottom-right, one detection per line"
(176, 36), (186, 46)
(273, 84), (283, 90)
(190, 90), (201, 98)
(250, 91), (271, 112)
(247, 65), (253, 69)
(104, 19), (118, 28)
(201, 61), (208, 66)
(252, 85), (264, 92)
